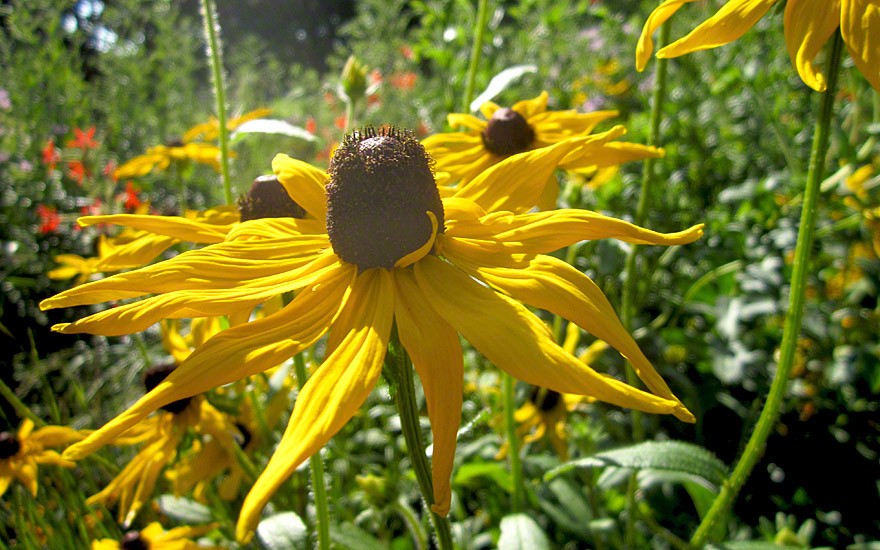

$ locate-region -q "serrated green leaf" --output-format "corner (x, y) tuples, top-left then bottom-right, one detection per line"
(545, 441), (728, 488)
(256, 512), (307, 550)
(154, 494), (212, 524)
(330, 522), (389, 550)
(498, 514), (551, 550)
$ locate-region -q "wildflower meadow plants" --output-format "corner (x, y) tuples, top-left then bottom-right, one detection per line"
(1, 1), (879, 549)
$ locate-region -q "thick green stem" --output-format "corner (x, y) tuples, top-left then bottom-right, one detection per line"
(199, 0), (233, 206)
(690, 32), (844, 547)
(502, 372), (525, 512)
(462, 0), (490, 112)
(621, 21), (671, 548)
(387, 329), (454, 550)
(293, 354), (331, 550)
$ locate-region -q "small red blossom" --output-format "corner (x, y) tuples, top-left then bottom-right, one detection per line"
(369, 69), (383, 86)
(103, 160), (118, 181)
(390, 72), (417, 91)
(67, 126), (98, 150)
(334, 114), (347, 130)
(367, 94), (381, 108)
(81, 197), (103, 217)
(120, 181), (141, 210)
(416, 121), (431, 137)
(42, 140), (61, 170)
(399, 44), (414, 60)
(67, 160), (88, 185)
(305, 116), (317, 135)
(36, 204), (61, 234)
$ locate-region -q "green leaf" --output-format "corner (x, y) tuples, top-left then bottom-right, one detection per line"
(256, 512), (308, 550)
(453, 461), (513, 493)
(330, 523), (389, 550)
(545, 441), (728, 489)
(498, 514), (551, 550)
(154, 495), (212, 524)
(469, 65), (537, 112)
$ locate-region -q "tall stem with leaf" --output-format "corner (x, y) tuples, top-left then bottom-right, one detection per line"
(690, 32), (844, 546)
(199, 0), (233, 206)
(462, 0), (490, 113)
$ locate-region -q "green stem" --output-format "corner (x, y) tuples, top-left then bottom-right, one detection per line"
(621, 21), (671, 549)
(502, 372), (525, 512)
(0, 379), (44, 428)
(690, 32), (844, 547)
(387, 329), (454, 550)
(173, 161), (187, 211)
(462, 0), (490, 113)
(293, 354), (331, 550)
(199, 0), (233, 206)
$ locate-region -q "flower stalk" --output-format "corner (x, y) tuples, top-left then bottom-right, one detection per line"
(502, 372), (525, 512)
(462, 0), (490, 113)
(690, 32), (844, 547)
(293, 353), (331, 550)
(386, 328), (454, 550)
(199, 0), (233, 206)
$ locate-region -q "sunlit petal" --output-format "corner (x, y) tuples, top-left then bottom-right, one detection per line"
(237, 268), (393, 542)
(272, 153), (329, 220)
(511, 91), (549, 119)
(636, 0), (699, 71)
(784, 0), (841, 92)
(77, 213), (233, 243)
(841, 0), (880, 92)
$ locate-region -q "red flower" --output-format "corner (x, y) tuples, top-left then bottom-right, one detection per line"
(81, 197), (103, 216)
(399, 44), (414, 60)
(42, 140), (60, 170)
(67, 161), (88, 184)
(305, 116), (317, 135)
(334, 114), (347, 130)
(369, 69), (383, 86)
(120, 181), (141, 210)
(67, 127), (98, 150)
(390, 72), (417, 91)
(103, 160), (118, 182)
(36, 204), (60, 234)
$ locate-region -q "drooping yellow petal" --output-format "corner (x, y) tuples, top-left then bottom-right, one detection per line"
(446, 113), (487, 132)
(271, 154), (329, 220)
(784, 0), (841, 92)
(415, 256), (691, 419)
(237, 268), (393, 543)
(529, 109), (620, 146)
(656, 0), (779, 60)
(393, 269), (463, 516)
(395, 212), (439, 268)
(447, 209), (704, 256)
(561, 142), (665, 172)
(62, 261), (355, 461)
(77, 213), (234, 243)
(840, 0), (880, 92)
(454, 132), (625, 215)
(30, 425), (85, 447)
(115, 152), (163, 179)
(636, 0), (700, 71)
(445, 246), (689, 413)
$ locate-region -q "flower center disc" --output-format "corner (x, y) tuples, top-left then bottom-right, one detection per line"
(0, 432), (21, 459)
(529, 387), (561, 412)
(326, 127), (444, 270)
(481, 107), (535, 156)
(238, 174), (307, 221)
(143, 363), (192, 414)
(121, 531), (150, 550)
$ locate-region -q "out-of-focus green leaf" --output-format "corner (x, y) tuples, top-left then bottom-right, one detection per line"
(330, 523), (389, 550)
(256, 512), (308, 550)
(154, 495), (212, 524)
(498, 514), (551, 550)
(469, 65), (537, 112)
(453, 461), (513, 493)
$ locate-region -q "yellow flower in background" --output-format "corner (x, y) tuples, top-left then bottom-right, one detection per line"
(182, 108), (272, 143)
(636, 0), (880, 93)
(422, 91), (663, 209)
(844, 163), (880, 257)
(45, 127), (701, 542)
(0, 419), (84, 497)
(91, 522), (222, 550)
(114, 142), (226, 179)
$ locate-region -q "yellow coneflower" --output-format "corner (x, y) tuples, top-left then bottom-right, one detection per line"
(0, 419), (83, 497)
(91, 522), (222, 550)
(45, 127), (702, 542)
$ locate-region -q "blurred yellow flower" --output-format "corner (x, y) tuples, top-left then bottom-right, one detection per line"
(636, 0), (880, 93)
(91, 522), (221, 550)
(46, 128), (700, 542)
(182, 108), (272, 143)
(0, 419), (83, 497)
(115, 142), (226, 179)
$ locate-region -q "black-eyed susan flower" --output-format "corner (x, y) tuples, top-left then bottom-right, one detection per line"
(91, 522), (221, 550)
(422, 91), (663, 208)
(182, 108), (272, 143)
(114, 141), (225, 179)
(0, 419), (83, 497)
(45, 127), (702, 542)
(636, 0), (880, 93)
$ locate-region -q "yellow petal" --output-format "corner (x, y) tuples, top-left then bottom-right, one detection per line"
(841, 0), (880, 92)
(115, 153), (162, 179)
(561, 142), (665, 171)
(445, 246), (689, 414)
(447, 113), (487, 132)
(529, 109), (620, 145)
(62, 261), (355, 461)
(237, 268), (393, 543)
(479, 100), (502, 119)
(447, 209), (704, 255)
(657, 0), (778, 60)
(394, 211), (439, 268)
(454, 132), (624, 215)
(393, 269), (463, 516)
(271, 154), (329, 220)
(422, 133), (497, 184)
(78, 213), (233, 243)
(784, 0), (841, 92)
(511, 91), (549, 120)
(414, 256), (690, 419)
(636, 0), (699, 71)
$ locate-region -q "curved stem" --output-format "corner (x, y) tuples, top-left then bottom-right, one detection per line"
(690, 32), (844, 547)
(199, 0), (233, 206)
(387, 329), (454, 550)
(462, 0), (490, 112)
(502, 372), (525, 512)
(293, 354), (331, 550)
